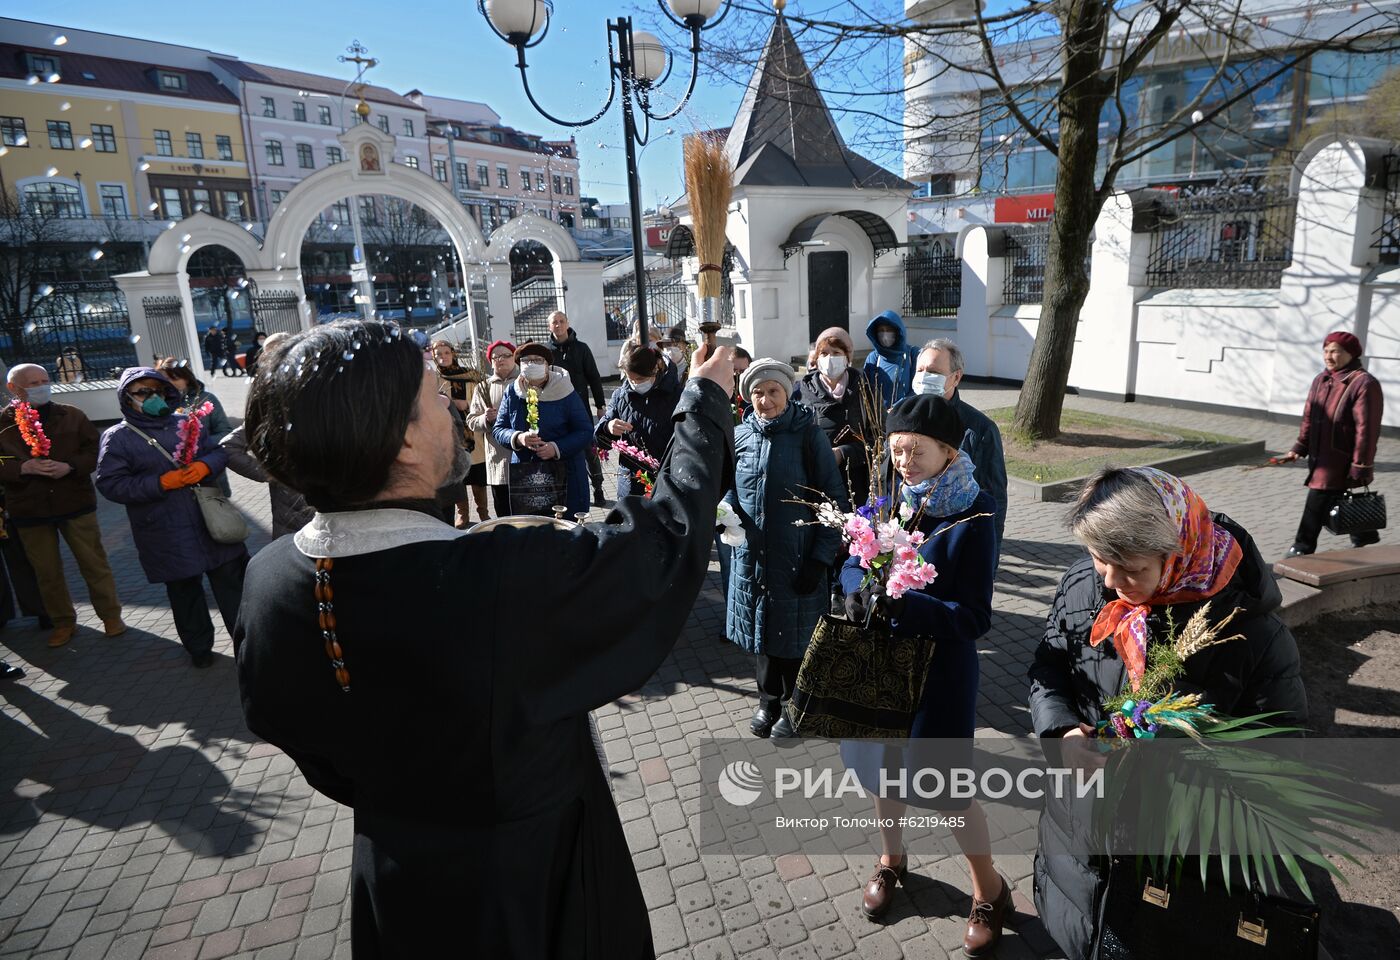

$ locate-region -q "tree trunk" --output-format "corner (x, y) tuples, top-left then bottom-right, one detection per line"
(1011, 0), (1112, 441)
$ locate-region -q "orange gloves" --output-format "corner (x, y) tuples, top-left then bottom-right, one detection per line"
(159, 461), (212, 491)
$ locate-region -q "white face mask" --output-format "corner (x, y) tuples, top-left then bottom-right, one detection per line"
(25, 384), (52, 406)
(817, 355), (848, 380)
(664, 346), (684, 364)
(913, 372), (947, 397)
(628, 378), (654, 395)
(520, 361), (548, 383)
(877, 330), (898, 348)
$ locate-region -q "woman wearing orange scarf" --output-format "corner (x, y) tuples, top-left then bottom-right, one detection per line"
(1026, 466), (1308, 960)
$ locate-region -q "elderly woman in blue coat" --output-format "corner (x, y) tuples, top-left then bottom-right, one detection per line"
(95, 367), (249, 668)
(492, 341), (594, 518)
(838, 394), (1008, 957)
(727, 358), (848, 741)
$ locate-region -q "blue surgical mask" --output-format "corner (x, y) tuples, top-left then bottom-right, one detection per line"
(25, 385), (52, 406)
(913, 372), (947, 397)
(141, 395), (170, 417)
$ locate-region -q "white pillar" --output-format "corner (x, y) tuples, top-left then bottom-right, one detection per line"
(113, 271), (197, 374)
(954, 226), (1000, 379)
(1068, 191), (1142, 400)
(559, 260), (610, 376)
(483, 263), (514, 342)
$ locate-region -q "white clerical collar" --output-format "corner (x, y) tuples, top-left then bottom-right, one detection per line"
(293, 508), (465, 559)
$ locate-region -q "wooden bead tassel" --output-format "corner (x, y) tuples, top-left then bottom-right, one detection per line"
(316, 558), (350, 693)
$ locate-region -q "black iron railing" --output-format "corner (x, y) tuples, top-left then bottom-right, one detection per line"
(903, 250), (961, 317)
(3, 281), (137, 379)
(143, 295), (189, 364)
(252, 292), (304, 337)
(1144, 187), (1297, 288)
(511, 278), (562, 343)
(1377, 153), (1400, 267)
(1003, 225), (1052, 305)
(603, 268), (704, 343)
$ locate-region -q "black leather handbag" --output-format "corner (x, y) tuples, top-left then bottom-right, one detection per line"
(1325, 489), (1387, 536)
(1098, 859), (1320, 960)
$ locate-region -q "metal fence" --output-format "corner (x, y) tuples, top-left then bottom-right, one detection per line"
(1144, 188), (1297, 288)
(252, 291), (304, 337)
(903, 250), (961, 317)
(511, 278), (562, 343)
(143, 295), (190, 365)
(2, 282), (137, 380)
(1377, 153), (1400, 267)
(603, 269), (694, 342)
(1003, 225), (1053, 305)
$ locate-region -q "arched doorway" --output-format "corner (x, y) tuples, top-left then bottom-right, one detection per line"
(508, 240), (560, 342)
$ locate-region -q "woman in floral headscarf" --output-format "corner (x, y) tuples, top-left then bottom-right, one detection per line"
(1027, 466), (1308, 960)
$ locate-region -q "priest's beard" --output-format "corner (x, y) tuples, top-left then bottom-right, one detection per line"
(444, 442), (470, 488)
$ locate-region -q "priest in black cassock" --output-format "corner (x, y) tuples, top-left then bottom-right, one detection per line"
(233, 319), (736, 959)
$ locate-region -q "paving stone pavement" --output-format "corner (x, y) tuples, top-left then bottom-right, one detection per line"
(1, 376), (1396, 959)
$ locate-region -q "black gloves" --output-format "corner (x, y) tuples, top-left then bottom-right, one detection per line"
(793, 558), (826, 595)
(842, 585), (906, 626)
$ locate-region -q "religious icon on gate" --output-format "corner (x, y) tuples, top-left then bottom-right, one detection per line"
(360, 143), (381, 173)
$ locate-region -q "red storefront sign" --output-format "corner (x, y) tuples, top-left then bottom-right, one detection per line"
(994, 193), (1055, 223)
(645, 225), (674, 249)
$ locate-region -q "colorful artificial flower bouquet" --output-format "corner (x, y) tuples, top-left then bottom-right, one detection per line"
(805, 495), (938, 601)
(10, 398), (52, 457)
(174, 401), (214, 466)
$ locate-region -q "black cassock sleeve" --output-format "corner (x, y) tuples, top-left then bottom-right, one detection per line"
(489, 377), (734, 726)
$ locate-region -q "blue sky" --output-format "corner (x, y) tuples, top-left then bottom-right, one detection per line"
(15, 0), (904, 207)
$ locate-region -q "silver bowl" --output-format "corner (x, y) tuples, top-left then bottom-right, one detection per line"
(467, 515), (577, 534)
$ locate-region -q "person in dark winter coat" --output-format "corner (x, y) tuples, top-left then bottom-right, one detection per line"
(727, 358), (847, 741)
(596, 340), (681, 499)
(838, 394), (1009, 956)
(913, 339), (1008, 554)
(1028, 466), (1308, 960)
(159, 358), (233, 497)
(221, 425), (314, 539)
(1282, 330), (1385, 556)
(233, 319), (739, 959)
(549, 311), (608, 506)
(95, 367), (249, 668)
(493, 342), (595, 518)
(864, 310), (921, 408)
(794, 325), (890, 512)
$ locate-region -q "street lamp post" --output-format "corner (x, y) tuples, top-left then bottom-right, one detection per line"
(478, 0), (729, 347)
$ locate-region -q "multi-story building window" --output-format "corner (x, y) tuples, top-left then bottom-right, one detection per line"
(553, 175), (562, 194)
(456, 162), (471, 192)
(404, 155), (419, 170)
(154, 129), (173, 156)
(318, 105), (332, 125)
(99, 184), (127, 218)
(297, 143), (314, 168)
(293, 101), (306, 122)
(403, 118), (415, 137)
(536, 172), (546, 192)
(497, 165), (509, 188)
(158, 71), (186, 91)
(161, 186), (183, 218)
(91, 123), (117, 152)
(520, 168), (531, 190)
(222, 190), (243, 219)
(564, 176), (574, 195)
(48, 120), (74, 149)
(358, 196), (377, 225)
(1, 117), (27, 146)
(326, 145), (343, 164)
(476, 162), (489, 187)
(270, 189), (287, 207)
(26, 53), (58, 77)
(433, 158), (447, 181)
(23, 182), (83, 217)
(377, 115), (390, 134)
(186, 132), (203, 158)
(351, 111), (363, 126)
(217, 134), (233, 160)
(329, 198), (350, 223)
(191, 188), (211, 213)
(265, 139), (284, 165)
(503, 203), (516, 220)
(262, 96), (276, 118)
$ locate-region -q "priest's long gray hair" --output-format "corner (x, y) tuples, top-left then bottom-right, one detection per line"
(1068, 467), (1180, 565)
(244, 320), (424, 511)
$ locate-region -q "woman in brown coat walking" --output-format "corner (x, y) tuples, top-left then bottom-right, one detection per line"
(1283, 330), (1385, 556)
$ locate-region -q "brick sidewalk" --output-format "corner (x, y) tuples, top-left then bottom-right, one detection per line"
(1, 382), (1396, 959)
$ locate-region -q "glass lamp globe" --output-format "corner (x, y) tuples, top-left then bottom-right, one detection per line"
(667, 0), (722, 21)
(631, 32), (668, 84)
(484, 0), (550, 42)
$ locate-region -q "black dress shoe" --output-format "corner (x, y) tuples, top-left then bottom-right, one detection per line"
(1284, 545), (1313, 559)
(750, 706), (778, 738)
(191, 652), (215, 668)
(592, 488), (607, 508)
(769, 714), (798, 741)
(1, 661), (24, 681)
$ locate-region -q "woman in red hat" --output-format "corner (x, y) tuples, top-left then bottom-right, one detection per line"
(1281, 330), (1385, 556)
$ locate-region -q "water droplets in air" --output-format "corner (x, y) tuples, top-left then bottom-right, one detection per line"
(129, 334), (142, 344)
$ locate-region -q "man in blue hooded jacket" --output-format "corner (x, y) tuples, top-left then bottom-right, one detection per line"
(863, 310), (921, 408)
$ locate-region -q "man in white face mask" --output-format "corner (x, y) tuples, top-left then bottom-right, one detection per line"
(0, 363), (126, 648)
(914, 339), (1008, 557)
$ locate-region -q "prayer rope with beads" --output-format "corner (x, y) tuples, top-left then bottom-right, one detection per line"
(316, 558), (350, 692)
